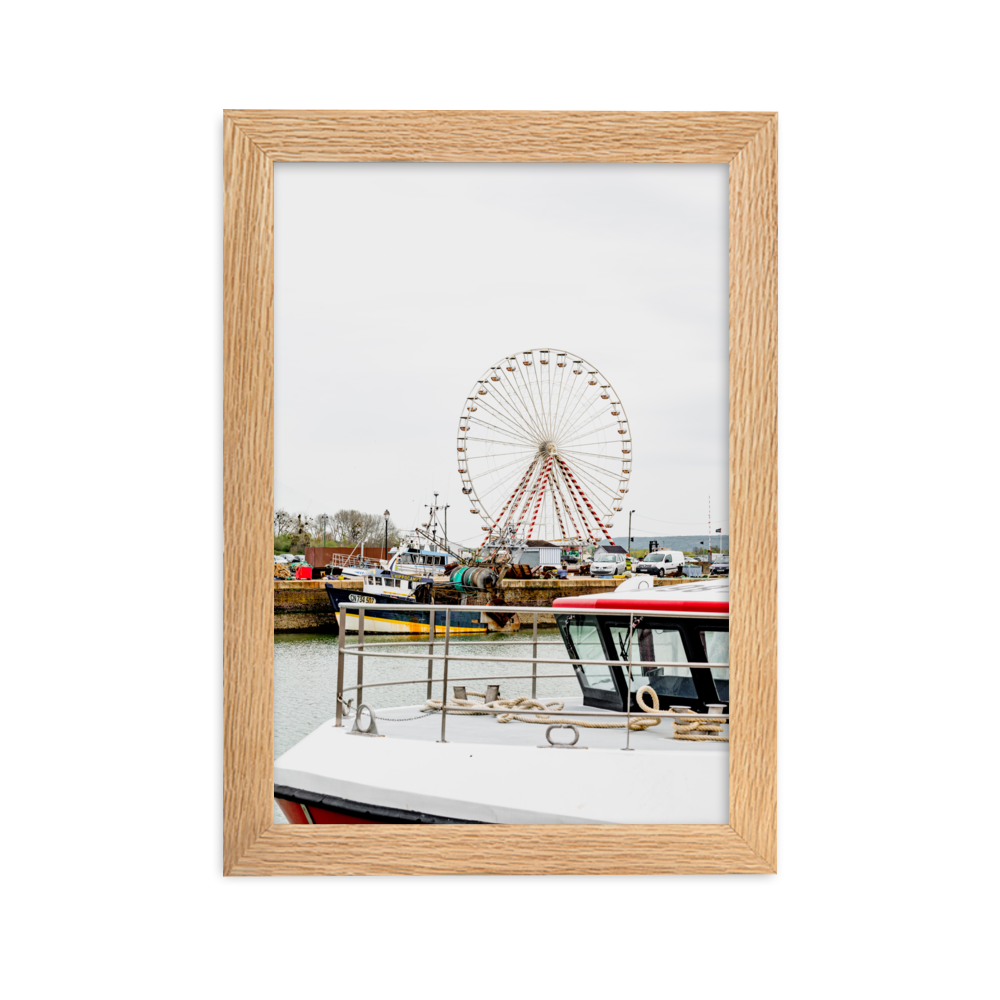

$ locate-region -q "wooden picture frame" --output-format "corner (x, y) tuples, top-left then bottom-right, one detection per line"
(224, 110), (777, 875)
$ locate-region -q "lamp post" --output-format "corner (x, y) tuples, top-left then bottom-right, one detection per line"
(383, 509), (390, 563)
(627, 510), (636, 560)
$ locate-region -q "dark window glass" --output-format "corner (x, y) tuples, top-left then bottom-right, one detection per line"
(564, 617), (615, 691)
(609, 624), (697, 698)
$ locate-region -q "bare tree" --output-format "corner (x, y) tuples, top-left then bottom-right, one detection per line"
(322, 509), (400, 548)
(289, 513), (311, 553)
(308, 513), (334, 545)
(329, 509), (361, 543)
(273, 508), (295, 537)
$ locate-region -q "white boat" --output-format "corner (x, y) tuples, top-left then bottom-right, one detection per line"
(274, 579), (730, 824)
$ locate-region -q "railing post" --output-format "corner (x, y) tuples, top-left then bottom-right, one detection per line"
(335, 605), (347, 726)
(439, 608), (451, 743)
(357, 606), (365, 706)
(623, 612), (635, 751)
(426, 605), (435, 699)
(531, 611), (539, 699)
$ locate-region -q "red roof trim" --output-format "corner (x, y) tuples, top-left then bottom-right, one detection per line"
(551, 596), (730, 614)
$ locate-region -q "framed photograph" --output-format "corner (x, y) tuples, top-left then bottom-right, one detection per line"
(223, 109), (778, 876)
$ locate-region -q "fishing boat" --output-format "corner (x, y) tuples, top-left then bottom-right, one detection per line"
(275, 579), (730, 824)
(324, 565), (494, 635)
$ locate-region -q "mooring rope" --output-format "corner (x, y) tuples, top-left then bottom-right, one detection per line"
(635, 686), (729, 742)
(421, 690), (661, 731)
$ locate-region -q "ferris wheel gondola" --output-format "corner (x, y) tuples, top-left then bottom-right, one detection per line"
(456, 348), (631, 546)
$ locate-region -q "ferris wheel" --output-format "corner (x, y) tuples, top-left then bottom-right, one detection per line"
(457, 348), (631, 545)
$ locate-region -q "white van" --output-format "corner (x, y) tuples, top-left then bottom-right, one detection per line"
(635, 550), (685, 577)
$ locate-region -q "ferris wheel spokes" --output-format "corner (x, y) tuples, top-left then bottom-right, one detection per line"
(560, 464), (623, 515)
(464, 461), (541, 495)
(554, 458), (614, 542)
(458, 348), (630, 546)
(550, 473), (586, 541)
(550, 462), (604, 543)
(468, 386), (535, 437)
(462, 419), (534, 444)
(507, 365), (553, 442)
(552, 393), (604, 440)
(467, 402), (540, 446)
(558, 451), (626, 492)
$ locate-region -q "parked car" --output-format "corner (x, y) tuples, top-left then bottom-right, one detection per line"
(590, 551), (627, 577)
(635, 550), (685, 577)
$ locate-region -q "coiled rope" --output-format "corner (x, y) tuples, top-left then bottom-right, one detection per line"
(421, 690), (660, 731)
(636, 686), (729, 741)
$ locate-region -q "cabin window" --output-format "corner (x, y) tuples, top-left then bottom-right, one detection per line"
(563, 617), (615, 691)
(609, 625), (696, 695)
(700, 630), (729, 697)
(399, 554), (412, 563)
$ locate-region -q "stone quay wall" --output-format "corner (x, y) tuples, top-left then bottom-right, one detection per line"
(274, 579), (361, 632)
(272, 575), (697, 632)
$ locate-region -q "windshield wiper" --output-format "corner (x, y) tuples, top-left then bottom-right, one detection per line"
(616, 632), (630, 660)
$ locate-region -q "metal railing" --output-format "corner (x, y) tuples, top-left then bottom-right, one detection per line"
(335, 603), (729, 749)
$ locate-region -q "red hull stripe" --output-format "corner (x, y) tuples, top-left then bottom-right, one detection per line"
(551, 596), (730, 614)
(276, 797), (379, 825)
(274, 784), (484, 825)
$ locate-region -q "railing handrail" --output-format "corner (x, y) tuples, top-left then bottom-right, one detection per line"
(337, 649), (728, 669)
(337, 601), (729, 619)
(341, 700), (728, 722)
(334, 603), (730, 742)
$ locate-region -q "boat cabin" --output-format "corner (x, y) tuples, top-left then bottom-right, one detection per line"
(553, 583), (729, 714)
(386, 546), (454, 575)
(358, 569), (426, 596)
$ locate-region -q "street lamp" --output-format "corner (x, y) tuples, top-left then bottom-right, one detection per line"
(383, 509), (390, 562)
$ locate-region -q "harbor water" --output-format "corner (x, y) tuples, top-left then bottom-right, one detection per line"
(274, 628), (578, 824)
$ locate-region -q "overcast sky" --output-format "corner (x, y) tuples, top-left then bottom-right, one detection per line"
(275, 163), (728, 546)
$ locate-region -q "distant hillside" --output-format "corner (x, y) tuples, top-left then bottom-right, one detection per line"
(612, 534), (729, 552)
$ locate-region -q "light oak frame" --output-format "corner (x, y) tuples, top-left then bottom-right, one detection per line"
(224, 111), (777, 875)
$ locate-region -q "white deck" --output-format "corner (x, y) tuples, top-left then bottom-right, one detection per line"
(274, 699), (729, 824)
